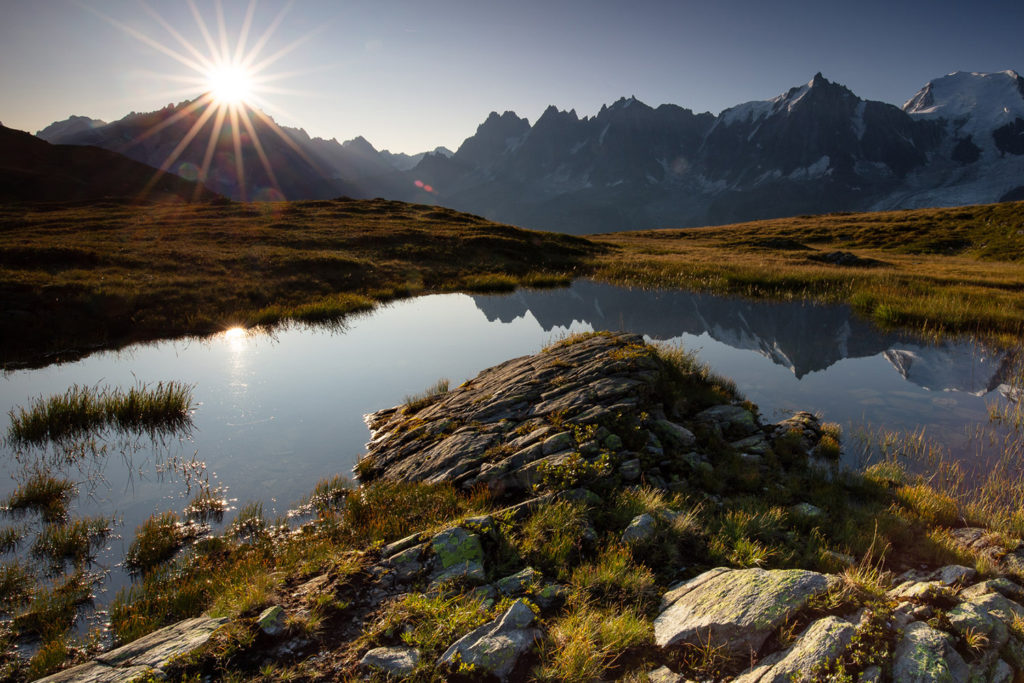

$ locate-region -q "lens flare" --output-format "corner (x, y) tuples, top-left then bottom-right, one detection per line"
(206, 64), (253, 104)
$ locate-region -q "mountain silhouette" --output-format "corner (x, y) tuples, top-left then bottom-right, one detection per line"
(0, 123), (216, 202)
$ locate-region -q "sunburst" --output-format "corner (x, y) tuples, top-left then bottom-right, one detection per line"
(88, 0), (326, 202)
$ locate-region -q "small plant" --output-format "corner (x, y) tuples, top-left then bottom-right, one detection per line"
(403, 378), (450, 415)
(31, 516), (112, 573)
(0, 526), (23, 554)
(518, 501), (591, 581)
(570, 544), (657, 611)
(184, 488), (229, 522)
(535, 601), (651, 681)
(2, 473), (76, 522)
(126, 511), (203, 571)
(0, 560), (35, 611)
(7, 381), (194, 446)
(537, 451), (611, 491)
(230, 501), (268, 542)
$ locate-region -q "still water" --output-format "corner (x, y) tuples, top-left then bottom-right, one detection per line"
(0, 280), (1016, 603)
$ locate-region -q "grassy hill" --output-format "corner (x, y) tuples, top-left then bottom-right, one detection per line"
(594, 201), (1024, 343)
(2, 197), (1023, 367)
(0, 198), (599, 367)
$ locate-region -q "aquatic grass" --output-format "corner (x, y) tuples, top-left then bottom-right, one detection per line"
(125, 511), (203, 572)
(184, 488), (229, 523)
(31, 516), (112, 573)
(25, 637), (69, 680)
(2, 472), (76, 522)
(0, 560), (35, 612)
(402, 378), (450, 415)
(6, 381), (194, 446)
(13, 571), (93, 639)
(229, 501), (268, 543)
(0, 525), (23, 554)
(293, 475), (350, 517)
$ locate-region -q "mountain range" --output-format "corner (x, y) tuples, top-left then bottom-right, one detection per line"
(35, 70), (1024, 233)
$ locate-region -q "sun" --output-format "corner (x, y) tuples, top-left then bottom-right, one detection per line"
(206, 63), (253, 105)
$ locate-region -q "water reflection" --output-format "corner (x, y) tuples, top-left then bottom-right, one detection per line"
(471, 280), (1014, 396)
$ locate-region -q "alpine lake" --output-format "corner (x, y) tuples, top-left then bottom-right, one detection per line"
(1, 279), (1020, 627)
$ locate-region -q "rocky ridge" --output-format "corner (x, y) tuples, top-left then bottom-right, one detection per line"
(41, 332), (1024, 681)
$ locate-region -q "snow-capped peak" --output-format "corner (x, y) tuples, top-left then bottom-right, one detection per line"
(903, 70), (1024, 122)
(903, 70), (1024, 159)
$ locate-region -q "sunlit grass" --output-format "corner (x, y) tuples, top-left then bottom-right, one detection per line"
(2, 472), (76, 523)
(0, 199), (600, 367)
(6, 381), (194, 446)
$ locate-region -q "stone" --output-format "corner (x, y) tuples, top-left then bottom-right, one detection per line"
(382, 532), (422, 558)
(654, 419), (697, 448)
(533, 583), (569, 610)
(96, 616), (230, 670)
(936, 564), (977, 587)
(360, 645), (421, 677)
(36, 662), (152, 683)
(734, 615), (855, 683)
(789, 502), (825, 521)
(431, 527), (484, 570)
(892, 621), (969, 682)
(541, 431), (574, 455)
(960, 578), (1024, 603)
(647, 664), (684, 682)
(603, 433), (624, 450)
(858, 665), (882, 683)
(496, 567), (541, 596)
(887, 580), (956, 604)
(731, 434), (771, 455)
(695, 404), (758, 437)
(430, 526), (486, 586)
(622, 513), (657, 544)
(257, 605), (285, 636)
(439, 599), (539, 681)
(619, 458), (642, 481)
(654, 567), (831, 657)
(389, 543), (426, 582)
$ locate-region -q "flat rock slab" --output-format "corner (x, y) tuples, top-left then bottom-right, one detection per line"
(892, 621), (968, 682)
(38, 616), (229, 682)
(96, 616), (229, 669)
(735, 615), (854, 683)
(36, 662), (153, 683)
(358, 332), (657, 486)
(654, 567), (831, 658)
(360, 646), (421, 677)
(439, 599), (538, 681)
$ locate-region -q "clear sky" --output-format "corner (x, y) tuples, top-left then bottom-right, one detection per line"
(2, 0), (1022, 154)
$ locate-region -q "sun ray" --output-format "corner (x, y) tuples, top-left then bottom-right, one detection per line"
(215, 1), (231, 69)
(132, 95), (213, 146)
(228, 104), (247, 201)
(139, 1), (215, 74)
(247, 22), (329, 75)
(136, 100), (220, 201)
(195, 103), (230, 201)
(240, 1), (294, 70)
(237, 106), (283, 197)
(187, 0), (225, 64)
(86, 6), (209, 75)
(233, 0), (259, 64)
(246, 105), (322, 169)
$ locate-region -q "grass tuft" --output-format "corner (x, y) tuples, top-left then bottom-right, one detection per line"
(7, 381), (194, 446)
(2, 473), (76, 522)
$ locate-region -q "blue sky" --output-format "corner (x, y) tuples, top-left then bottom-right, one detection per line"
(2, 0), (1022, 154)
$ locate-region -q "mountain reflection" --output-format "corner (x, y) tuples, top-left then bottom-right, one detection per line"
(471, 280), (1012, 396)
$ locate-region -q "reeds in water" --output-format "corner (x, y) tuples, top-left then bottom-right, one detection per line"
(6, 381), (194, 446)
